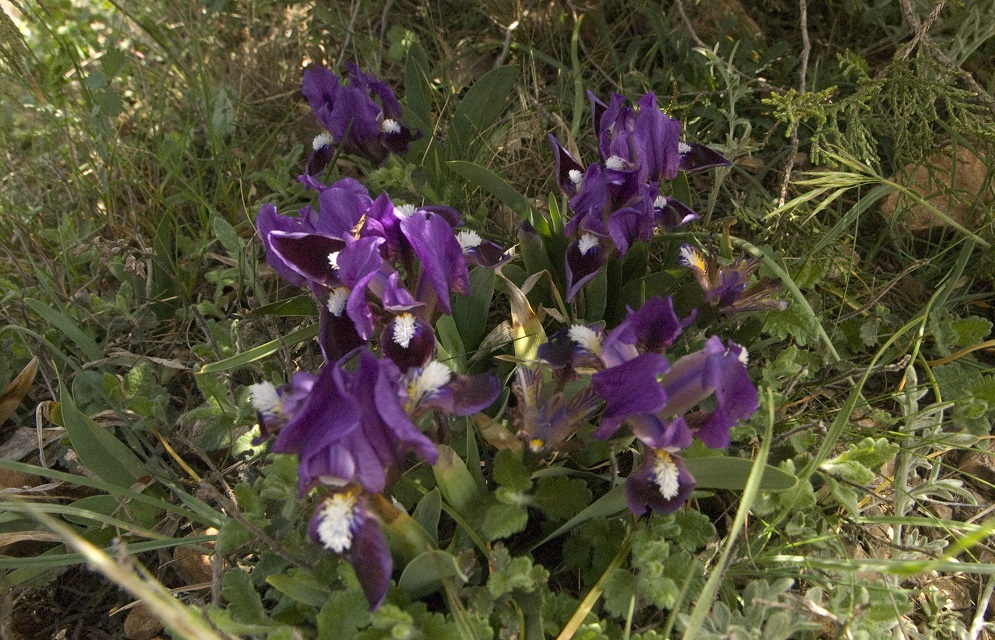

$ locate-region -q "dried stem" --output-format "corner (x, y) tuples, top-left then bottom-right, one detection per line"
(778, 0), (810, 206)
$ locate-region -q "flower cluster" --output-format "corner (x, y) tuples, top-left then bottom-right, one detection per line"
(302, 63), (421, 171)
(548, 91), (730, 300)
(251, 62), (785, 614)
(539, 296), (758, 515)
(252, 64), (507, 610)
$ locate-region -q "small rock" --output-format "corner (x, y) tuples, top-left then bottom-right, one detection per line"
(171, 528), (217, 585)
(123, 604), (163, 640)
(880, 146), (992, 233)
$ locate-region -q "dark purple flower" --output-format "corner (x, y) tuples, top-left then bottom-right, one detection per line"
(591, 334), (757, 448)
(302, 63), (421, 165)
(308, 489), (391, 610)
(398, 207), (470, 315)
(653, 195), (699, 229)
(256, 204), (317, 287)
(588, 90), (729, 183)
(270, 350), (438, 495)
(548, 133), (586, 197)
(678, 245), (788, 313)
(249, 372), (316, 441)
(679, 142), (731, 173)
(660, 336), (757, 448)
(380, 312), (436, 372)
(565, 234), (607, 302)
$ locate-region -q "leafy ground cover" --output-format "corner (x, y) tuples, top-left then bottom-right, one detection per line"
(2, 0), (995, 638)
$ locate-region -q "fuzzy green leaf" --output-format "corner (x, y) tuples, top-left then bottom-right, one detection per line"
(494, 449), (531, 492)
(266, 570), (332, 608)
(533, 476), (593, 522)
(222, 569), (267, 624)
(481, 502), (529, 541)
(398, 549), (469, 598)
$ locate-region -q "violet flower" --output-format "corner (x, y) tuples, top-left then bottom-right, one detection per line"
(302, 63), (421, 166)
(268, 349), (439, 496)
(592, 335), (758, 449)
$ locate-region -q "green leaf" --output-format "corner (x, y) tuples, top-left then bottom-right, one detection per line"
(530, 485), (627, 550)
(452, 266), (495, 351)
(533, 476), (592, 522)
(222, 569), (267, 624)
(434, 314), (467, 373)
(951, 316), (993, 348)
(26, 298), (103, 361)
(397, 549), (469, 598)
(317, 590), (370, 638)
(266, 570), (332, 608)
(403, 40), (433, 132)
(59, 381), (146, 489)
(212, 216), (243, 259)
(494, 449), (531, 492)
(433, 445), (483, 512)
(685, 456), (797, 491)
(412, 489), (442, 544)
(196, 323), (318, 374)
(448, 66), (519, 161)
(447, 160), (535, 222)
(481, 502), (529, 540)
(252, 294), (317, 317)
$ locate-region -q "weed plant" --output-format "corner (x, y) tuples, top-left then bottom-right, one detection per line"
(2, 1), (995, 639)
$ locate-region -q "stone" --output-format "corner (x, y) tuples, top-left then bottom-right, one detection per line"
(879, 146), (992, 233)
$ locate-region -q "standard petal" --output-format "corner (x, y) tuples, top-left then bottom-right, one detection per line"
(401, 211), (469, 314)
(592, 352), (671, 439)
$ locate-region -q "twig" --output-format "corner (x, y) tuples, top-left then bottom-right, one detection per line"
(377, 0), (395, 63)
(334, 0), (363, 71)
(673, 0), (707, 49)
(778, 0), (810, 207)
(969, 576), (995, 640)
(896, 0), (947, 61)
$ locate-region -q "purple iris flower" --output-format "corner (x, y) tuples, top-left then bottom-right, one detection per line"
(678, 245), (788, 313)
(592, 335), (758, 449)
(402, 360), (501, 418)
(308, 488), (391, 610)
(256, 204), (317, 288)
(588, 90), (730, 183)
(269, 349), (439, 496)
(302, 63), (421, 166)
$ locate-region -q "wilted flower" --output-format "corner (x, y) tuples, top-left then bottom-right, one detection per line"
(511, 366), (602, 454)
(678, 244), (788, 313)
